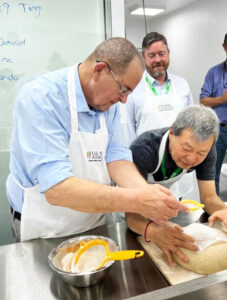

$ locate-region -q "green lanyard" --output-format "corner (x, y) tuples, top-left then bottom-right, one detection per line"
(145, 75), (171, 96)
(161, 152), (182, 180)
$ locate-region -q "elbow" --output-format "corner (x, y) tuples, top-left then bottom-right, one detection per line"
(45, 188), (60, 206)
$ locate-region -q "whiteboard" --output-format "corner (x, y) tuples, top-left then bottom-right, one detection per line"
(0, 0), (105, 150)
(0, 0), (106, 244)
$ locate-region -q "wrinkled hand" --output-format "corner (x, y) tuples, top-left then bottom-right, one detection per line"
(149, 222), (198, 266)
(209, 208), (227, 227)
(137, 184), (189, 224)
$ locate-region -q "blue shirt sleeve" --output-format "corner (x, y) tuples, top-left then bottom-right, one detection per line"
(11, 78), (73, 193)
(200, 68), (214, 99)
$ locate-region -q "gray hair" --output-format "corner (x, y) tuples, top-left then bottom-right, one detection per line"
(87, 37), (143, 73)
(172, 105), (219, 142)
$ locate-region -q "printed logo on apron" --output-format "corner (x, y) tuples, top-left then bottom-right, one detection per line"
(87, 151), (103, 162)
(157, 104), (174, 111)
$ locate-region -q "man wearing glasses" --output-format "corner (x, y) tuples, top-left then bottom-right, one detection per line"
(200, 33), (227, 196)
(7, 37), (188, 242)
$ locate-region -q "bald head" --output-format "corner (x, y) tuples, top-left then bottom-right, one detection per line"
(87, 37), (144, 74)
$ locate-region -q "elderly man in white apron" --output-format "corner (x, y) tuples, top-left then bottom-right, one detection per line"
(126, 105), (227, 267)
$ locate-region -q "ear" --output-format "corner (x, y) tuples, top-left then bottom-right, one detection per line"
(92, 61), (108, 81)
(169, 126), (173, 136)
(222, 43), (227, 52)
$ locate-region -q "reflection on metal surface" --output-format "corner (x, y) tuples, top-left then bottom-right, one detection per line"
(4, 219), (226, 300)
(50, 274), (105, 300)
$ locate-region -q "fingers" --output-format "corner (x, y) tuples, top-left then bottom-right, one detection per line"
(163, 249), (174, 267)
(157, 184), (174, 196)
(165, 197), (189, 213)
(155, 184), (189, 213)
(174, 248), (189, 263)
(208, 217), (215, 227)
(177, 202), (190, 213)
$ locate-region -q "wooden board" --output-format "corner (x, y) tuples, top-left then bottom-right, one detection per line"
(138, 236), (204, 285)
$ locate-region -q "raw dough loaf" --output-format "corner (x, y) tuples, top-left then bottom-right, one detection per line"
(173, 241), (227, 274)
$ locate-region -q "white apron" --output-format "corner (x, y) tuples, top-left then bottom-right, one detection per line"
(148, 130), (193, 199)
(13, 66), (113, 241)
(136, 73), (186, 136)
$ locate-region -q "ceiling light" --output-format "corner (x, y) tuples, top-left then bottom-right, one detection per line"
(130, 7), (164, 16)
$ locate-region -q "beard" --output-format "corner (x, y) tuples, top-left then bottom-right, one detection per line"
(152, 69), (166, 78)
(146, 62), (169, 79)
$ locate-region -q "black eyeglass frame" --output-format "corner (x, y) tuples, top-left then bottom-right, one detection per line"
(96, 60), (133, 96)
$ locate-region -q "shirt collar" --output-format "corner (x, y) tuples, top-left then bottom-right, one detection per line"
(75, 64), (97, 116)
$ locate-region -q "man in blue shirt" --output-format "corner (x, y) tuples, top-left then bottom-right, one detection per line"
(7, 37), (188, 242)
(200, 33), (227, 195)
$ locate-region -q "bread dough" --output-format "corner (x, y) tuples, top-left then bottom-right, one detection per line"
(173, 241), (227, 274)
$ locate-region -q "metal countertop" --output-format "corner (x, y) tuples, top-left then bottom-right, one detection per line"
(1, 210), (227, 300)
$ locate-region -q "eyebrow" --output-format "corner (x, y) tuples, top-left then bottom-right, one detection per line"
(182, 142), (209, 153)
(182, 142), (193, 149)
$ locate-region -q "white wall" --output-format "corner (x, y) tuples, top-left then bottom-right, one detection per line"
(126, 0), (227, 102)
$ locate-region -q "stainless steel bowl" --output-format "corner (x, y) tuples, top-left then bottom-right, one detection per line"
(48, 235), (119, 287)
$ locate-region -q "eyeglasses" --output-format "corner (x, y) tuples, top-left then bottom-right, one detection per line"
(96, 60), (133, 96)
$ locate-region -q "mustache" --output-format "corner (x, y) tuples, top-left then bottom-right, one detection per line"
(153, 62), (165, 67)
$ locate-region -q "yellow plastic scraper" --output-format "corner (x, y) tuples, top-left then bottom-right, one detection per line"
(181, 199), (205, 211)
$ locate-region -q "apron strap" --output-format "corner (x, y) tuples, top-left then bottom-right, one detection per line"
(151, 130), (169, 174)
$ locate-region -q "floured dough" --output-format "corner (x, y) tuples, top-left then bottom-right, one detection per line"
(173, 241), (227, 274)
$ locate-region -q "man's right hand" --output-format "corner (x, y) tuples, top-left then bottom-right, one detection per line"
(148, 221), (198, 266)
(135, 184), (189, 224)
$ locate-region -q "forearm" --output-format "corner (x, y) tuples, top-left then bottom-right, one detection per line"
(126, 212), (148, 235)
(45, 176), (138, 214)
(198, 180), (226, 215)
(202, 195), (226, 215)
(200, 96), (226, 107)
(107, 160), (147, 188)
(126, 212), (158, 240)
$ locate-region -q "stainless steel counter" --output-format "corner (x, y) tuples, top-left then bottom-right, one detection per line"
(1, 211), (227, 300)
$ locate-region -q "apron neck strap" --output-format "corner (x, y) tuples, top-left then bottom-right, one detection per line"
(145, 75), (171, 95)
(161, 152), (182, 180)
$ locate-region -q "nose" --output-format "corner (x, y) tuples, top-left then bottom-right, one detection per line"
(185, 153), (199, 166)
(119, 94), (128, 104)
(154, 54), (162, 63)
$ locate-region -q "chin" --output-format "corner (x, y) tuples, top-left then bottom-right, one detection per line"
(179, 162), (191, 169)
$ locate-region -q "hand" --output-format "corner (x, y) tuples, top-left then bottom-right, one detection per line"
(148, 222), (198, 266)
(208, 208), (227, 227)
(136, 184), (189, 224)
(222, 90), (227, 102)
